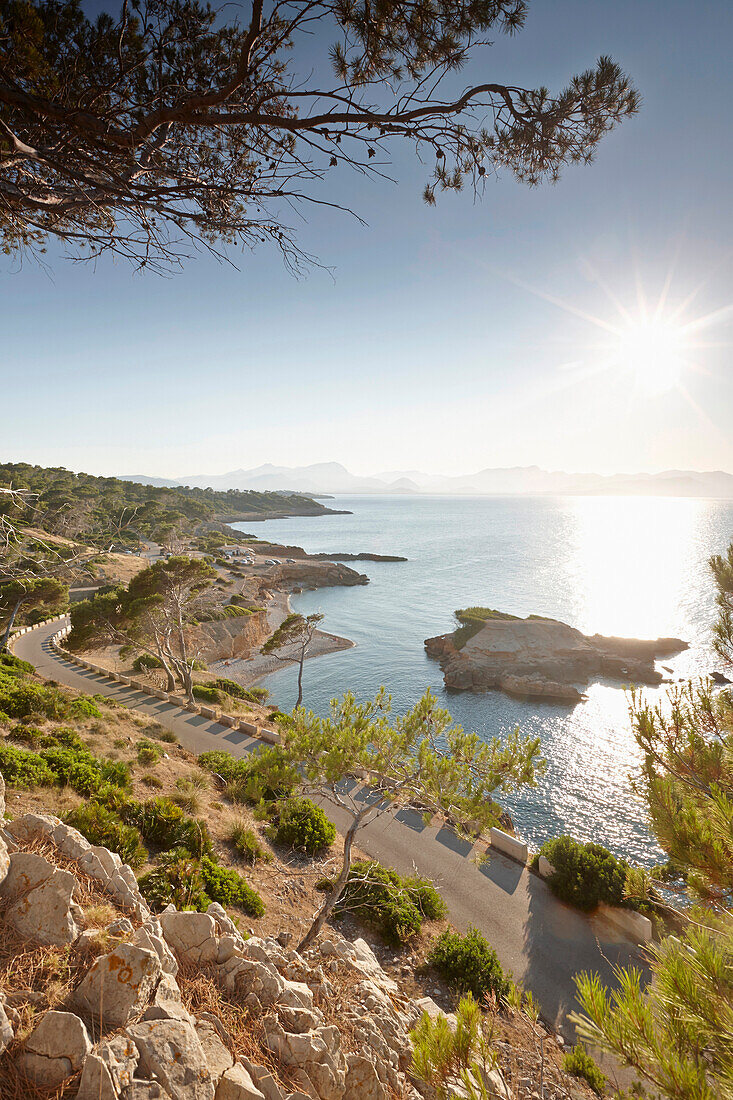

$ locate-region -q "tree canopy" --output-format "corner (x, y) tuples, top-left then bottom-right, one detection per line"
(572, 542), (733, 1100)
(273, 687), (544, 949)
(1, 0), (638, 269)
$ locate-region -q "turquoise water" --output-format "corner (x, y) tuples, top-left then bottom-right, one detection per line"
(233, 495), (733, 863)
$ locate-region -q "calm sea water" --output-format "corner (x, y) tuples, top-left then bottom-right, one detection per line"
(234, 495), (733, 864)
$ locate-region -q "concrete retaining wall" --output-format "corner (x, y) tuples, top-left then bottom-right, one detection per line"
(17, 615), (280, 750)
(490, 827), (529, 864)
(597, 902), (653, 943)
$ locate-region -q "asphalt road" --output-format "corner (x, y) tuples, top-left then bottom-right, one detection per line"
(13, 619), (649, 1050)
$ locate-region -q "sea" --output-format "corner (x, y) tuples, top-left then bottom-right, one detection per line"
(233, 495), (733, 864)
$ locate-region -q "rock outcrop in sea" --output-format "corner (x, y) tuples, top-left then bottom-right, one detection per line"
(425, 612), (687, 703)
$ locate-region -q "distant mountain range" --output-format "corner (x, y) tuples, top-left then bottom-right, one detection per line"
(120, 463), (733, 499)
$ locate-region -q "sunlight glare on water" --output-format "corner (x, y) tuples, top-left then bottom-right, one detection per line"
(234, 495), (732, 864)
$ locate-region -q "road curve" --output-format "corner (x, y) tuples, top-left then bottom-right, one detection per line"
(13, 619), (648, 1047)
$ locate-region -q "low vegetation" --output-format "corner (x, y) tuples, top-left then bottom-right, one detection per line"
(540, 835), (628, 911)
(428, 926), (511, 1001)
(562, 1045), (607, 1095)
(331, 859), (446, 945)
(267, 796), (336, 856)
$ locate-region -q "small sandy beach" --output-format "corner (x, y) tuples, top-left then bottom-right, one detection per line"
(208, 588), (355, 689)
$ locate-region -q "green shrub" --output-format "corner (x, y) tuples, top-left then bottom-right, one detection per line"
(138, 851), (209, 911)
(229, 821), (272, 865)
(137, 740), (162, 766)
(199, 746), (298, 806)
(562, 1045), (607, 1095)
(428, 926), (511, 1001)
(65, 802), (147, 867)
(268, 797), (335, 856)
(67, 696), (102, 719)
(0, 653), (35, 676)
(157, 730), (178, 744)
(333, 860), (438, 945)
(540, 835), (628, 911)
(192, 683), (223, 704)
(0, 742), (56, 788)
(132, 654), (163, 672)
(142, 774), (163, 789)
(198, 750), (241, 781)
(213, 677), (251, 699)
(0, 678), (67, 720)
(10, 724), (44, 749)
(123, 797), (212, 858)
(200, 857), (265, 916)
(402, 874), (448, 921)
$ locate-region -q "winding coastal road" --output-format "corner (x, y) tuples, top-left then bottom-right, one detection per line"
(12, 618), (648, 1060)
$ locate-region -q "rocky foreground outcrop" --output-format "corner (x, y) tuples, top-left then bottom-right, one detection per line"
(426, 614), (687, 703)
(0, 781), (483, 1100)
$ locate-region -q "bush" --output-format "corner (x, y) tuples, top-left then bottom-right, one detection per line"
(142, 774), (163, 789)
(123, 796), (212, 858)
(0, 653), (35, 676)
(65, 802), (147, 867)
(229, 821), (272, 865)
(67, 696), (102, 719)
(0, 742), (56, 788)
(132, 654), (163, 672)
(137, 740), (162, 766)
(200, 857), (265, 916)
(199, 746), (299, 806)
(0, 678), (66, 720)
(192, 683), (223, 705)
(563, 1045), (607, 1095)
(540, 835), (628, 911)
(333, 860), (444, 945)
(268, 797), (335, 856)
(213, 677), (251, 699)
(428, 927), (511, 1001)
(138, 851), (209, 911)
(157, 730), (178, 744)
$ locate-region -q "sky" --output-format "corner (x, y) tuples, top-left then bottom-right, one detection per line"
(2, 0), (732, 481)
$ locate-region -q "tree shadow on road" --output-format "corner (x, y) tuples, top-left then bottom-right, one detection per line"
(521, 872), (653, 1042)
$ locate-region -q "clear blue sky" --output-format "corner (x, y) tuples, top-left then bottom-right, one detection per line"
(2, 0), (731, 479)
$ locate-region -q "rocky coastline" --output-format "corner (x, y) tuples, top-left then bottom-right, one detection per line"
(425, 611), (688, 703)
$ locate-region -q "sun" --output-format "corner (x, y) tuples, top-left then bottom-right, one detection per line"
(614, 317), (686, 394)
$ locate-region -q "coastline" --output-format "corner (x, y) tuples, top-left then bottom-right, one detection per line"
(209, 589), (355, 691)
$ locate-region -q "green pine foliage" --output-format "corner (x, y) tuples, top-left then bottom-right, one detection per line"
(65, 802), (147, 868)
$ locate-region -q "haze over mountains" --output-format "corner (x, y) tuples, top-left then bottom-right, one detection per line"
(121, 462), (733, 499)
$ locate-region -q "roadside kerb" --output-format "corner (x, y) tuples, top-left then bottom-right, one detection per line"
(13, 616), (280, 748)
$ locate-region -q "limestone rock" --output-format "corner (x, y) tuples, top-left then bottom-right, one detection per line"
(344, 1054), (388, 1100)
(195, 1020), (234, 1084)
(143, 973), (194, 1025)
(1, 852), (79, 945)
(0, 998), (14, 1056)
(19, 1010), (91, 1088)
(126, 1018), (215, 1100)
(134, 916), (179, 975)
(160, 908), (219, 965)
(215, 1064), (266, 1100)
(73, 942), (162, 1029)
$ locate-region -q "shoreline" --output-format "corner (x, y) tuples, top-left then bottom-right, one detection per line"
(209, 589), (355, 691)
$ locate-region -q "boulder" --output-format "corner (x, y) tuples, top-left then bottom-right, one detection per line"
(18, 1010), (91, 1088)
(195, 1019), (234, 1084)
(134, 916), (179, 975)
(126, 1017), (215, 1100)
(143, 973), (194, 1025)
(215, 1064), (266, 1100)
(344, 1054), (388, 1100)
(1, 852), (79, 945)
(73, 942), (163, 1029)
(160, 908), (219, 965)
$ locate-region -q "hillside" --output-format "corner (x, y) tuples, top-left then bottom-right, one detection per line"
(0, 462), (343, 551)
